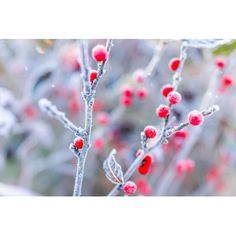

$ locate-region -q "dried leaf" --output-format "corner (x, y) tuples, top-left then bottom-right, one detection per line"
(103, 149), (124, 185)
(212, 40), (236, 56)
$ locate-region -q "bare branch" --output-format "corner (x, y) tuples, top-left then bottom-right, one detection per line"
(38, 98), (85, 137)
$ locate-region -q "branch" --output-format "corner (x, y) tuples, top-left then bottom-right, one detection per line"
(38, 98), (85, 137)
(108, 104), (219, 196)
(71, 39), (113, 196)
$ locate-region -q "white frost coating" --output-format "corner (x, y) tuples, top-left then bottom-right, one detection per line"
(38, 98), (52, 113)
(183, 39), (232, 48)
(0, 87), (15, 107)
(0, 107), (16, 135)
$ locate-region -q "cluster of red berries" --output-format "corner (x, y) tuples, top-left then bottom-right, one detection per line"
(88, 44), (108, 84)
(176, 159), (195, 174)
(214, 58), (234, 92)
(161, 84), (182, 106)
(123, 181), (137, 195)
(120, 85), (148, 108)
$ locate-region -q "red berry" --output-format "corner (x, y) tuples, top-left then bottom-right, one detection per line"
(92, 45), (108, 62)
(73, 137), (84, 149)
(93, 138), (104, 149)
(89, 70), (98, 83)
(97, 112), (109, 125)
(23, 104), (37, 119)
(123, 181), (137, 195)
(156, 105), (170, 118)
(176, 161), (185, 174)
(167, 91), (182, 105)
(144, 126), (157, 139)
(205, 166), (220, 182)
(185, 159), (195, 172)
(138, 165), (151, 175)
(169, 58), (180, 71)
(133, 70), (146, 83)
(93, 100), (105, 112)
(138, 154), (153, 175)
(136, 88), (148, 99)
(215, 58), (225, 69)
(221, 75), (234, 87)
(188, 110), (204, 126)
(69, 97), (80, 113)
(61, 47), (80, 71)
(121, 96), (132, 107)
(161, 84), (174, 97)
(137, 179), (152, 195)
(122, 86), (133, 97)
(174, 130), (189, 139)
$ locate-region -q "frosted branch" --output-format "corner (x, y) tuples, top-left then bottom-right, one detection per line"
(38, 98), (85, 137)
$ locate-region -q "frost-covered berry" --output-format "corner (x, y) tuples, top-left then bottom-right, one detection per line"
(174, 130), (189, 139)
(61, 46), (80, 71)
(185, 159), (195, 172)
(167, 91), (182, 105)
(89, 70), (98, 83)
(133, 70), (146, 83)
(169, 58), (180, 71)
(97, 112), (109, 125)
(136, 88), (148, 99)
(138, 164), (151, 175)
(156, 105), (170, 118)
(123, 181), (137, 195)
(93, 138), (104, 149)
(121, 96), (132, 107)
(23, 104), (38, 119)
(215, 58), (225, 69)
(188, 110), (204, 126)
(136, 179), (152, 195)
(144, 126), (157, 139)
(138, 154), (153, 175)
(122, 86), (133, 97)
(92, 45), (108, 62)
(161, 84), (174, 97)
(73, 137), (84, 149)
(221, 75), (234, 87)
(69, 97), (80, 113)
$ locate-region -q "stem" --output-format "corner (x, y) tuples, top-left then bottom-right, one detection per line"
(72, 39), (113, 196)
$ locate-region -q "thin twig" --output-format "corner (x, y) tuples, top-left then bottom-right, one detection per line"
(38, 98), (85, 137)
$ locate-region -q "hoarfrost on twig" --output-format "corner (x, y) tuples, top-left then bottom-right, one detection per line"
(38, 98), (85, 137)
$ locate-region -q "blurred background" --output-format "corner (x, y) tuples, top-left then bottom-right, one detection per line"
(0, 39), (236, 196)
